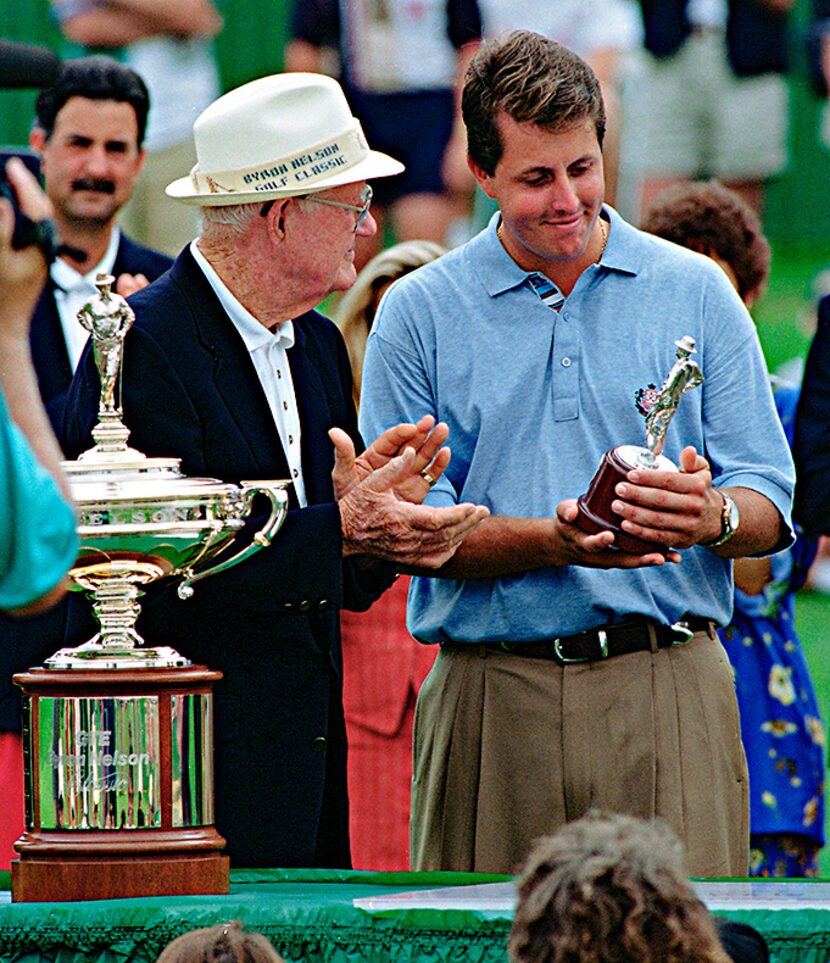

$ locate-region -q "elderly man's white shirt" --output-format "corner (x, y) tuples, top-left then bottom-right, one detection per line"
(190, 241), (307, 507)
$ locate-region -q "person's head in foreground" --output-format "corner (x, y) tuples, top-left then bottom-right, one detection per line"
(156, 920), (285, 963)
(507, 812), (731, 963)
(640, 180), (771, 309)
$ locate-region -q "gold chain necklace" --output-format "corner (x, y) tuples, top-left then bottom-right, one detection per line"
(497, 216), (609, 263)
(597, 215), (608, 261)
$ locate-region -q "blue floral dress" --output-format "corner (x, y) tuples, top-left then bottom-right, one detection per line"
(718, 379), (826, 877)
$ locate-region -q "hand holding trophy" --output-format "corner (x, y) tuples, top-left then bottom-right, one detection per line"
(576, 336), (703, 555)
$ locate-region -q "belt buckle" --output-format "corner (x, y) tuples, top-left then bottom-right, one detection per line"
(553, 629), (608, 664)
(669, 620), (694, 645)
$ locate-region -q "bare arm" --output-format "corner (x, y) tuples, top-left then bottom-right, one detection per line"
(406, 445), (786, 579)
(55, 0), (222, 45)
(408, 504), (673, 579)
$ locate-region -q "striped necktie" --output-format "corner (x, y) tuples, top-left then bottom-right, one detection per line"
(527, 272), (565, 311)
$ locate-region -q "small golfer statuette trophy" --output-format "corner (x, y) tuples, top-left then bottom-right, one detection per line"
(576, 336), (704, 555)
(12, 275), (289, 902)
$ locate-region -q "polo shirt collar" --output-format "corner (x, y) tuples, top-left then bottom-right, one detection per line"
(190, 240), (295, 351)
(472, 205), (644, 298)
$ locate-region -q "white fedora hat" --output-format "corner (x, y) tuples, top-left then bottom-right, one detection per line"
(166, 72), (404, 206)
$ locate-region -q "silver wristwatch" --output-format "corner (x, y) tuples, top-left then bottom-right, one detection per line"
(703, 491), (740, 548)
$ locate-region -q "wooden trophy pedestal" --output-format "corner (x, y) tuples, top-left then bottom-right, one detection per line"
(576, 446), (674, 556)
(11, 663), (229, 902)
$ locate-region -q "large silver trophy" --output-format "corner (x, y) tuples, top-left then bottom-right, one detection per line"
(12, 275), (289, 902)
(576, 336), (703, 554)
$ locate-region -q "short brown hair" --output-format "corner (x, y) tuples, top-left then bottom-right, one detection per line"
(156, 921), (285, 963)
(641, 181), (771, 304)
(462, 31), (606, 177)
(508, 812), (731, 963)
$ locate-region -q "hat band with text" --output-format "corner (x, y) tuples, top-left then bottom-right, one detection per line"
(189, 124), (369, 196)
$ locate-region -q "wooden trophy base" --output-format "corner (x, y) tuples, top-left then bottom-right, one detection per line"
(576, 445), (676, 555)
(12, 828), (229, 902)
(12, 662), (229, 902)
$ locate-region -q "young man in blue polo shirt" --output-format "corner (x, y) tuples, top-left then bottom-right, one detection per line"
(360, 30), (793, 878)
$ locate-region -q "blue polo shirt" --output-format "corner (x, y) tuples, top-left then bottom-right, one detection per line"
(0, 390), (77, 610)
(359, 207), (794, 643)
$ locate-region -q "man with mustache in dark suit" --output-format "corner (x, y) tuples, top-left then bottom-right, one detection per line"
(28, 55), (172, 432)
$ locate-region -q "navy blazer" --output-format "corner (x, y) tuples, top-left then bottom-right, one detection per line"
(31, 232), (172, 432)
(0, 235), (171, 737)
(794, 294), (830, 534)
(61, 247), (389, 868)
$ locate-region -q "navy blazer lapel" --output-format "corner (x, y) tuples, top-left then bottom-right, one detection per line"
(170, 250), (289, 481)
(288, 321), (335, 505)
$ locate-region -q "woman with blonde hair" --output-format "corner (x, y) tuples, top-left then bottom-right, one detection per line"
(332, 239), (445, 870)
(335, 240), (446, 410)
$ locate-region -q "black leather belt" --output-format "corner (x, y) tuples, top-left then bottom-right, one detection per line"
(454, 617), (714, 665)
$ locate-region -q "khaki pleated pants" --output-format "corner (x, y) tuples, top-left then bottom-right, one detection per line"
(410, 626), (748, 877)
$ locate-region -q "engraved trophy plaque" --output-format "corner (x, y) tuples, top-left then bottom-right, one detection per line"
(12, 275), (289, 902)
(576, 336), (703, 555)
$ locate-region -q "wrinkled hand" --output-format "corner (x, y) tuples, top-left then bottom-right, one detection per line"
(339, 445), (489, 568)
(605, 446), (723, 550)
(330, 414), (450, 504)
(554, 499), (678, 568)
(0, 157), (52, 340)
(115, 272), (151, 297)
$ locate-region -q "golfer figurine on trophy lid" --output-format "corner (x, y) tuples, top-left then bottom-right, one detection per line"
(576, 336), (704, 555)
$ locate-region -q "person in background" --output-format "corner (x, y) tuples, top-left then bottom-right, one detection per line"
(62, 71), (489, 869)
(0, 157), (79, 869)
(626, 0), (792, 218)
(156, 921), (284, 963)
(50, 0), (223, 257)
(28, 55), (172, 432)
(642, 180), (826, 878)
(285, 0), (482, 266)
(333, 239), (445, 869)
(360, 31), (794, 878)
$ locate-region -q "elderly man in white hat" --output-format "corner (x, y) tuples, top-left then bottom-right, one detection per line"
(62, 73), (488, 869)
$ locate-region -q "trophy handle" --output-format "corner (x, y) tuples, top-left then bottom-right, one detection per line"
(177, 482), (290, 600)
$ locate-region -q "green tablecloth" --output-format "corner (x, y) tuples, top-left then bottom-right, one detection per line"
(0, 869), (515, 963)
(1, 869), (830, 963)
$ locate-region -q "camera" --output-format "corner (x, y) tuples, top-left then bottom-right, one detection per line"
(0, 149), (58, 262)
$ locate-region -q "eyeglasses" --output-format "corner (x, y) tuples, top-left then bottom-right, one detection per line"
(260, 185), (373, 232)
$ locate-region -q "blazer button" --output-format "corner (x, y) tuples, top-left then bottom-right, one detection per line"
(318, 599), (329, 611)
(299, 599), (311, 611)
(311, 736), (327, 753)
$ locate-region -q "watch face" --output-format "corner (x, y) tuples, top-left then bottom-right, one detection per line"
(726, 495), (740, 532)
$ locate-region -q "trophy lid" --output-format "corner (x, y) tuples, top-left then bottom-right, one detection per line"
(54, 275), (288, 670)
